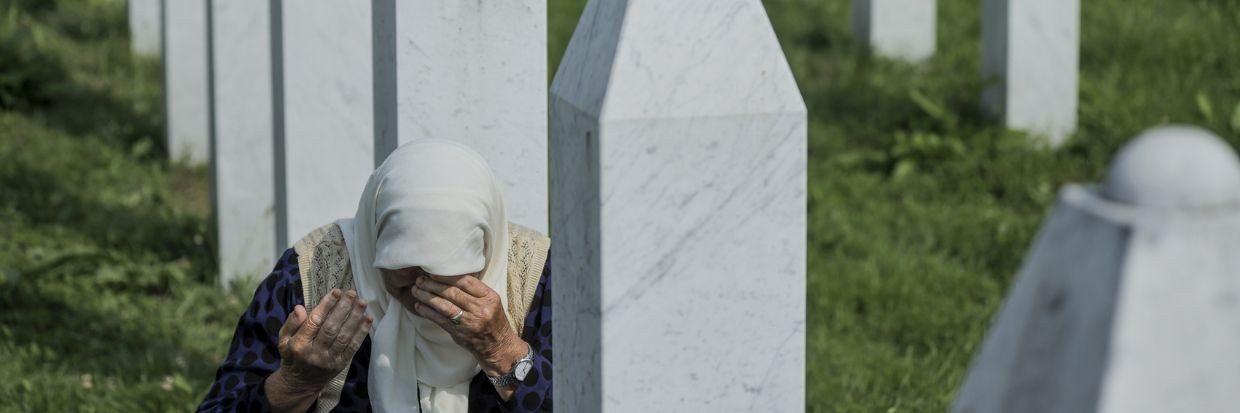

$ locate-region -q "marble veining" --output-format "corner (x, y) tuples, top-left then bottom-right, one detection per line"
(276, 2), (373, 247)
(376, 0), (548, 233)
(164, 0), (210, 165)
(551, 0), (806, 411)
(211, 0), (276, 287)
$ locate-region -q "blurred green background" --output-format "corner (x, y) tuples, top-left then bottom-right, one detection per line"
(0, 0), (1238, 411)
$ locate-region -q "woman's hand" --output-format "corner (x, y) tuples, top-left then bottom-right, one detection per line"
(410, 275), (528, 395)
(265, 289), (373, 413)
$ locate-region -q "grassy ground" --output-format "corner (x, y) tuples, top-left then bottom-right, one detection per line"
(0, 0), (1237, 411)
(0, 0), (245, 410)
(772, 0), (1240, 410)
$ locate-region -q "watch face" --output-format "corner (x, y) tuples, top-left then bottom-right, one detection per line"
(514, 360), (533, 381)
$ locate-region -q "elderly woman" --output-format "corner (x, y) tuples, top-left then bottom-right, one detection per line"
(197, 141), (552, 412)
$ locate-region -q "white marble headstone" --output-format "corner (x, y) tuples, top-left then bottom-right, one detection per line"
(272, 1), (373, 248)
(550, 0), (807, 411)
(982, 0), (1080, 146)
(210, 0), (275, 286)
(954, 126), (1240, 413)
(852, 0), (936, 61)
(128, 0), (161, 56)
(163, 0), (210, 165)
(372, 0), (548, 233)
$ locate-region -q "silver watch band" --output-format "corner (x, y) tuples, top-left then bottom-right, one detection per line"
(488, 343), (535, 388)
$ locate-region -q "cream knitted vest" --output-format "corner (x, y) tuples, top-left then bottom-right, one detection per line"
(291, 222), (550, 413)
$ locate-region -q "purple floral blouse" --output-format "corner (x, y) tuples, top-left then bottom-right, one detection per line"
(196, 248), (554, 412)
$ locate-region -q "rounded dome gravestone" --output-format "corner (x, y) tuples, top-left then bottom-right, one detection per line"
(953, 126), (1240, 413)
(1103, 125), (1240, 209)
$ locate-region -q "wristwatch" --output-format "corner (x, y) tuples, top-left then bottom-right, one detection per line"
(488, 343), (535, 388)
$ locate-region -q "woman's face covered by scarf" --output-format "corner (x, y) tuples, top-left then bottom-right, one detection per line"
(380, 266), (480, 316)
(358, 140), (508, 320)
(341, 139), (512, 411)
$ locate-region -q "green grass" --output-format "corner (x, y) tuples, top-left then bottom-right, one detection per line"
(0, 0), (242, 410)
(1, 0), (1238, 411)
(770, 0), (1240, 411)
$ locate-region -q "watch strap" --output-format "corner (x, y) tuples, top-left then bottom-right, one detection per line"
(488, 343), (535, 388)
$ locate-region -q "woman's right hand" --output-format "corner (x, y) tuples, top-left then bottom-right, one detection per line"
(265, 289), (373, 413)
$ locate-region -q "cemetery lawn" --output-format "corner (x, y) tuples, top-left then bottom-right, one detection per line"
(0, 0), (252, 410)
(0, 0), (1236, 411)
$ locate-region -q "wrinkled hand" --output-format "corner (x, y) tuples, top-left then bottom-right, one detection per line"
(410, 275), (526, 378)
(274, 289), (373, 394)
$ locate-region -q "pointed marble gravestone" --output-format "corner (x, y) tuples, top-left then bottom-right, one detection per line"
(128, 0), (162, 56)
(982, 0), (1080, 146)
(271, 1), (374, 249)
(550, 0), (806, 411)
(372, 0), (548, 233)
(210, 0), (276, 287)
(852, 0), (936, 61)
(163, 0), (210, 164)
(954, 126), (1240, 413)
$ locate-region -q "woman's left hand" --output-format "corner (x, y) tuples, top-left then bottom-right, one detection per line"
(409, 275), (527, 378)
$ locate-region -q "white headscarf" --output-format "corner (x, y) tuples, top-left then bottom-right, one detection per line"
(336, 139), (509, 412)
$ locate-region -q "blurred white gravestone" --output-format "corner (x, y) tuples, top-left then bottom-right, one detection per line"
(550, 0), (807, 411)
(954, 126), (1240, 413)
(852, 0), (936, 61)
(163, 0), (210, 165)
(982, 0), (1080, 146)
(128, 0), (161, 56)
(372, 0), (548, 233)
(210, 0), (275, 286)
(272, 1), (373, 248)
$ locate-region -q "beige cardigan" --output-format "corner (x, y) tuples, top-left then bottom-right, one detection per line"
(291, 222), (550, 413)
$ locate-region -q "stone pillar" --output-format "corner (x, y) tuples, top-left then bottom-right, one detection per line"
(210, 0), (275, 287)
(982, 0), (1079, 146)
(852, 0), (936, 61)
(272, 1), (374, 248)
(549, 0), (806, 410)
(163, 0), (210, 165)
(128, 0), (162, 56)
(371, 0), (548, 233)
(954, 126), (1240, 413)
